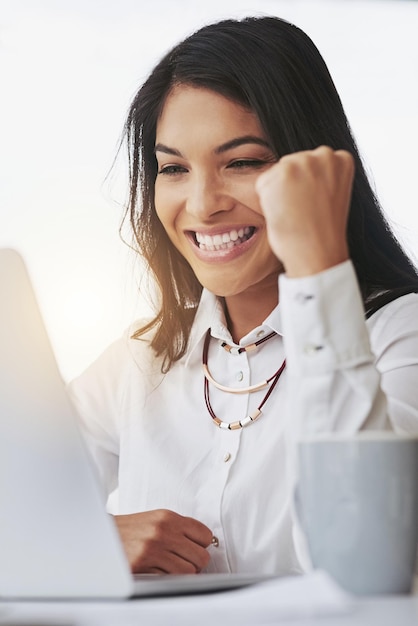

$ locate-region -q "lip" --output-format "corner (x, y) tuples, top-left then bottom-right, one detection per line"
(185, 225), (259, 263)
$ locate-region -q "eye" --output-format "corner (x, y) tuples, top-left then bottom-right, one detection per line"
(227, 159), (270, 170)
(157, 164), (188, 176)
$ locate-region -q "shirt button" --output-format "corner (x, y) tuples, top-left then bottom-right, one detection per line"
(236, 371), (243, 382)
(304, 344), (324, 355)
(256, 330), (265, 338)
(223, 452), (231, 462)
(211, 536), (220, 548)
(295, 292), (314, 304)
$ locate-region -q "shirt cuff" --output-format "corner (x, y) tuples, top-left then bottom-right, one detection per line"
(279, 260), (373, 375)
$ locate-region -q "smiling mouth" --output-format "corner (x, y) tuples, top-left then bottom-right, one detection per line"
(192, 227), (256, 251)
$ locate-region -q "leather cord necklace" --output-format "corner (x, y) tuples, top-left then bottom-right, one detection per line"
(202, 328), (286, 430)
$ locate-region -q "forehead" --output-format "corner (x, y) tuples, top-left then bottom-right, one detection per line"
(156, 85), (265, 141)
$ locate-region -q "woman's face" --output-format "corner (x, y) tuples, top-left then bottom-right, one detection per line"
(154, 84), (282, 299)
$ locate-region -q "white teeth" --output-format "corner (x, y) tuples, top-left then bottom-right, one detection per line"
(194, 227), (254, 250)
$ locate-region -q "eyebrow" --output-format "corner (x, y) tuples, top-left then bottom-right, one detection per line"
(215, 135), (272, 154)
(154, 135), (273, 157)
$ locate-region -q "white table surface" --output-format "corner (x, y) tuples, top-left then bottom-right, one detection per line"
(1, 588), (418, 626)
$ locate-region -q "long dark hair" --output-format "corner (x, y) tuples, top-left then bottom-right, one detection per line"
(123, 16), (418, 371)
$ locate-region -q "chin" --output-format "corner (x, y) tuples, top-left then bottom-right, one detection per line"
(199, 281), (250, 299)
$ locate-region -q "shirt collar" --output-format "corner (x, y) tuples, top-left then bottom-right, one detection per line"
(184, 289), (224, 367)
(183, 288), (283, 367)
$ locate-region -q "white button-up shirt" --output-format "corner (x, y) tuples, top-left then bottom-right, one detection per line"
(68, 261), (418, 575)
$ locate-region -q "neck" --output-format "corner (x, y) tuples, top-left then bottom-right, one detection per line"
(223, 279), (279, 343)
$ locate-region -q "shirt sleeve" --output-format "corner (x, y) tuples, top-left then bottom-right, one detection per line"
(280, 260), (418, 571)
(279, 260), (418, 437)
(67, 322), (163, 505)
(67, 333), (132, 499)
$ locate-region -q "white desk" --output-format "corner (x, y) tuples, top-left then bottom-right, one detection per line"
(1, 592), (418, 626)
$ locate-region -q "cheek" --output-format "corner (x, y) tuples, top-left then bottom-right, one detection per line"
(247, 194), (265, 219)
(231, 181), (265, 217)
(154, 179), (186, 222)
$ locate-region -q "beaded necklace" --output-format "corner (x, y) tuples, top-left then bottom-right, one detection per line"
(202, 329), (286, 430)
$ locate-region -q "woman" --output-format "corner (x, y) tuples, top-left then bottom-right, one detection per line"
(69, 16), (418, 576)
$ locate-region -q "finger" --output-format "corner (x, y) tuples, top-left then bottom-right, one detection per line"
(147, 548), (206, 574)
(182, 516), (214, 548)
(170, 539), (211, 572)
(139, 559), (196, 575)
(146, 566), (167, 574)
(131, 538), (205, 574)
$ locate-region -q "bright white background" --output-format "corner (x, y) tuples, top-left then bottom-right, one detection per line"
(1, 0), (418, 381)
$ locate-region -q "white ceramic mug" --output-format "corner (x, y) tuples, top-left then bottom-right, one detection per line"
(296, 432), (418, 595)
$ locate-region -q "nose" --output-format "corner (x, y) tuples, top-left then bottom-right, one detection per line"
(186, 172), (233, 221)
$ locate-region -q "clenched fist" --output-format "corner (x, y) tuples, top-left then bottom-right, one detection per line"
(256, 145), (355, 277)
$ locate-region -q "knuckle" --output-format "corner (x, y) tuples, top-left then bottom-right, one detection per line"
(153, 508), (171, 521)
(336, 150), (355, 174)
(149, 524), (166, 543)
(317, 144), (332, 155)
(279, 155), (299, 176)
(152, 509), (174, 530)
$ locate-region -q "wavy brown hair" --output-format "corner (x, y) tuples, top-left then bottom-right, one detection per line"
(122, 16), (418, 372)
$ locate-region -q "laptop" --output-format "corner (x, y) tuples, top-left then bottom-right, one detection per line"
(0, 249), (272, 599)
